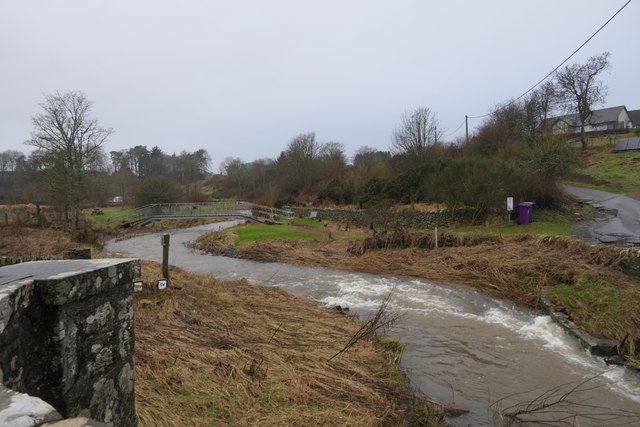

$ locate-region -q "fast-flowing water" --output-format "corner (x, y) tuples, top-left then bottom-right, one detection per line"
(106, 222), (640, 426)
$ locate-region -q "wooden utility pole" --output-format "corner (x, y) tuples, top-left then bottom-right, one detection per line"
(465, 115), (469, 144)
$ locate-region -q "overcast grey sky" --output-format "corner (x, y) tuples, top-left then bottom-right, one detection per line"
(0, 1), (637, 167)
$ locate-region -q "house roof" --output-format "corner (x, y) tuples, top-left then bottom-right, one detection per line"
(628, 109), (640, 127)
(553, 105), (629, 128)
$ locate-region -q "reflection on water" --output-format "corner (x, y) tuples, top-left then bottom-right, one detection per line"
(106, 222), (640, 426)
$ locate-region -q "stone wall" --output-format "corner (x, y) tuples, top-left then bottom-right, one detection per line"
(0, 259), (139, 426)
(539, 287), (618, 357)
(294, 207), (480, 229)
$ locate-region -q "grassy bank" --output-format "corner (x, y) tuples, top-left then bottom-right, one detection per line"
(134, 261), (446, 426)
(566, 133), (640, 196)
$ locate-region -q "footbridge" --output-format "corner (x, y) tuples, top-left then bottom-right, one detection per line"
(120, 201), (291, 227)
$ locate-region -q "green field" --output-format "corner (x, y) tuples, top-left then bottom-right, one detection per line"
(235, 218), (327, 246)
(233, 217), (368, 247)
(82, 206), (142, 228)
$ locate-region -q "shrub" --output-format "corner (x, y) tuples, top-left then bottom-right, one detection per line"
(134, 176), (183, 206)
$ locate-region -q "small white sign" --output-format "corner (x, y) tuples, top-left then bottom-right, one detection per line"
(157, 279), (167, 290)
(133, 280), (143, 292)
(507, 197), (514, 212)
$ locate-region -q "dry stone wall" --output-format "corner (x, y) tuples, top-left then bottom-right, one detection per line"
(295, 207), (480, 229)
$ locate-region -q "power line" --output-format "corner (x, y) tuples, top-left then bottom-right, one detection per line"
(466, 0), (631, 121)
(444, 118), (466, 137)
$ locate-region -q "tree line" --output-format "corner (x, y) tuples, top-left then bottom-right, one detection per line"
(216, 52), (613, 223)
(0, 52), (613, 226)
(0, 92), (211, 225)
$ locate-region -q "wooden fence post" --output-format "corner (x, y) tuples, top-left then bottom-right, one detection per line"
(161, 234), (170, 283)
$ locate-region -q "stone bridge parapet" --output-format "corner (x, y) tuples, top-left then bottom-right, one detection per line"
(0, 259), (139, 426)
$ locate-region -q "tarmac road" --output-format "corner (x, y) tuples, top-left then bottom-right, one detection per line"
(564, 185), (640, 245)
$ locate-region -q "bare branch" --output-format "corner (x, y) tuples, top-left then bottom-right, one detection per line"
(392, 107), (441, 158)
(328, 291), (400, 361)
(492, 372), (640, 426)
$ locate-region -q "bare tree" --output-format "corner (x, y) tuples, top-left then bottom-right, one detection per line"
(0, 150), (25, 172)
(523, 81), (558, 139)
(278, 132), (322, 194)
(219, 156), (250, 195)
(555, 52), (610, 150)
(26, 91), (112, 227)
(352, 146), (378, 167)
(0, 150), (28, 202)
(392, 107), (441, 159)
(318, 141), (346, 181)
(319, 141), (346, 162)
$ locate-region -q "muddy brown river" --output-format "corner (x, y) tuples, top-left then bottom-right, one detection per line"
(106, 221), (640, 426)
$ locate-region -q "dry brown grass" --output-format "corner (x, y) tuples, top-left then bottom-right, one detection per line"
(134, 261), (445, 426)
(232, 231), (634, 310)
(0, 225), (82, 258)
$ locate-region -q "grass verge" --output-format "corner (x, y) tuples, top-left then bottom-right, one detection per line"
(576, 149), (640, 195)
(235, 220), (326, 245)
(82, 206), (142, 228)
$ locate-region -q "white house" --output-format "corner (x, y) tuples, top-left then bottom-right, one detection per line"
(628, 109), (640, 128)
(550, 105), (633, 134)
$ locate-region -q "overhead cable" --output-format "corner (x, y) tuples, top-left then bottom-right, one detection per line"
(444, 118), (466, 137)
(466, 0), (632, 120)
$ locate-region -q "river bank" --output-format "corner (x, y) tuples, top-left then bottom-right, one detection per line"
(0, 224), (450, 426)
(133, 260), (448, 426)
(4, 219), (640, 424)
(191, 225), (640, 362)
(111, 220), (640, 425)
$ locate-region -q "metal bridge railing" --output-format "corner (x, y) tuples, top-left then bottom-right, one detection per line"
(127, 200), (291, 225)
